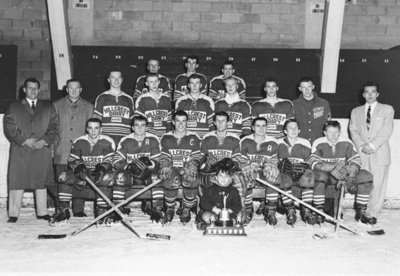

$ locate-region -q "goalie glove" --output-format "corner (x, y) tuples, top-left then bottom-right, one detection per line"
(241, 163), (259, 183)
(291, 162), (310, 181)
(183, 161), (198, 182)
(278, 158), (293, 175)
(126, 159), (152, 180)
(262, 163), (280, 183)
(158, 158), (173, 180)
(330, 162), (348, 181)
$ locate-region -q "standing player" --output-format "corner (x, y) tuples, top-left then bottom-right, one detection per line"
(133, 58), (171, 100)
(209, 61), (246, 101)
(93, 69), (134, 145)
(240, 117), (292, 226)
(51, 118), (116, 224)
(214, 76), (251, 137)
(135, 73), (172, 139)
(309, 120), (377, 225)
(252, 78), (294, 139)
(277, 118), (317, 225)
(175, 74), (215, 138)
(158, 111), (202, 224)
(174, 55), (208, 102)
(113, 115), (164, 223)
(293, 77), (331, 144)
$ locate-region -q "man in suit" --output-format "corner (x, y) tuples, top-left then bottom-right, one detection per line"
(349, 82), (394, 218)
(4, 77), (59, 223)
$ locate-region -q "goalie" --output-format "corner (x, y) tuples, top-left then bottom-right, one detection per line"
(309, 120), (377, 225)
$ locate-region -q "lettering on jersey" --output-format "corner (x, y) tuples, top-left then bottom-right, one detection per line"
(321, 157), (346, 164)
(288, 157), (304, 164)
(145, 110), (168, 125)
(127, 153), (150, 163)
(260, 113), (286, 130)
(187, 110), (206, 128)
(169, 149), (191, 167)
(103, 106), (130, 122)
(209, 149), (232, 160)
(82, 156), (104, 169)
(226, 111), (243, 124)
(138, 139), (150, 147)
(247, 154), (272, 166)
(313, 107), (325, 119)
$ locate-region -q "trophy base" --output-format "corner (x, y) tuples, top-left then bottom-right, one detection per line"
(204, 224), (246, 236)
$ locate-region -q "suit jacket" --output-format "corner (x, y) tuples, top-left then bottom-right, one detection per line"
(349, 102), (394, 166)
(4, 99), (58, 190)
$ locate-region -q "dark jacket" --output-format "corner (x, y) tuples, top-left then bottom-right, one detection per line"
(200, 183), (242, 215)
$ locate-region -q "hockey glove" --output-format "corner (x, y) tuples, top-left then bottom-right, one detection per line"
(159, 158), (173, 180)
(73, 163), (87, 181)
(241, 163), (259, 183)
(291, 162), (310, 181)
(278, 158), (293, 175)
(262, 163), (280, 183)
(92, 162), (112, 183)
(330, 162), (348, 181)
(127, 159), (152, 180)
(183, 161), (198, 182)
(138, 156), (153, 167)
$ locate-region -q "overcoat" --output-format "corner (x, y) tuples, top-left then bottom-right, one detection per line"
(4, 99), (58, 190)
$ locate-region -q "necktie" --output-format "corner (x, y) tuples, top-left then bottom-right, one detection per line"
(366, 105), (371, 130)
(31, 101), (36, 112)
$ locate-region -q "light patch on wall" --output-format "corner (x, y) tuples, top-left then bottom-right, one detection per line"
(73, 0), (90, 10)
(106, 11), (123, 21)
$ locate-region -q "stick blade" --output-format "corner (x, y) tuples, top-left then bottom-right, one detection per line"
(367, 229), (385, 236)
(38, 234), (67, 239)
(146, 233), (171, 240)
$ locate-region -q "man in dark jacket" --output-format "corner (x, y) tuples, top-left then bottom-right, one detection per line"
(4, 78), (58, 223)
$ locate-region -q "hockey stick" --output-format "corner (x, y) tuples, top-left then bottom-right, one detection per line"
(334, 184), (345, 233)
(38, 178), (169, 240)
(256, 177), (383, 236)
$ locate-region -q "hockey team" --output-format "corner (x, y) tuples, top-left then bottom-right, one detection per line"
(44, 58), (380, 231)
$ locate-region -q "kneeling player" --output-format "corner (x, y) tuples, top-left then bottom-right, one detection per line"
(113, 115), (163, 222)
(309, 120), (377, 225)
(51, 118), (116, 225)
(197, 158), (242, 230)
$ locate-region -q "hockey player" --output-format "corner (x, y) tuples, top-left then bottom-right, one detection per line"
(93, 69), (134, 145)
(251, 78), (294, 139)
(135, 73), (172, 139)
(209, 61), (246, 101)
(133, 58), (172, 100)
(240, 117), (291, 226)
(174, 55), (208, 102)
(175, 73), (215, 138)
(214, 76), (251, 137)
(51, 118), (116, 224)
(113, 115), (164, 223)
(277, 118), (317, 225)
(197, 159), (242, 230)
(309, 120), (377, 225)
(159, 110), (202, 224)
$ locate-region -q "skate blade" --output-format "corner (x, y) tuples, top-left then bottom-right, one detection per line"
(145, 233), (171, 240)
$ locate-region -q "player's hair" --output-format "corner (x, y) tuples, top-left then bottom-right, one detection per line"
(323, 120), (341, 132)
(146, 58), (160, 66)
(252, 117), (268, 127)
(298, 77), (314, 86)
(108, 68), (123, 78)
(188, 73), (202, 83)
(264, 77), (278, 87)
(131, 115), (149, 127)
(173, 110), (188, 121)
(222, 60), (234, 68)
(24, 77), (40, 88)
(223, 76), (238, 85)
(66, 78), (81, 87)
(86, 117), (102, 128)
(283, 118), (299, 131)
(213, 111), (230, 122)
(212, 158), (237, 176)
(362, 81), (380, 93)
(184, 55), (199, 64)
(145, 73), (159, 81)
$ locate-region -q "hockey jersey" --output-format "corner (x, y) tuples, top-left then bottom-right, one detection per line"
(113, 132), (161, 170)
(174, 73), (208, 102)
(68, 134), (116, 171)
(309, 137), (362, 170)
(209, 75), (246, 101)
(160, 131), (201, 169)
(251, 98), (294, 139)
(215, 99), (251, 136)
(201, 131), (241, 164)
(277, 137), (311, 163)
(133, 74), (171, 100)
(240, 134), (279, 166)
(135, 93), (172, 139)
(93, 91), (134, 139)
(175, 94), (215, 138)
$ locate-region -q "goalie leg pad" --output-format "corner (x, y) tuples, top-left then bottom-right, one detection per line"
(298, 169), (315, 188)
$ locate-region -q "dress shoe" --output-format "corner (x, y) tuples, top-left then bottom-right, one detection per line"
(37, 214), (51, 221)
(7, 217), (18, 223)
(73, 212), (87, 217)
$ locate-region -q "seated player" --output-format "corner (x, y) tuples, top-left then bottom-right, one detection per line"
(158, 110), (202, 224)
(309, 120), (377, 225)
(214, 76), (251, 137)
(175, 73), (215, 138)
(133, 58), (172, 100)
(51, 118), (116, 225)
(277, 118), (317, 225)
(240, 117), (293, 226)
(135, 73), (172, 138)
(174, 55), (208, 102)
(209, 61), (246, 101)
(197, 158), (242, 230)
(251, 78), (294, 139)
(113, 115), (163, 223)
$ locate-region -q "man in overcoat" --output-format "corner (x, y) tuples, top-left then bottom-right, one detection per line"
(4, 77), (58, 223)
